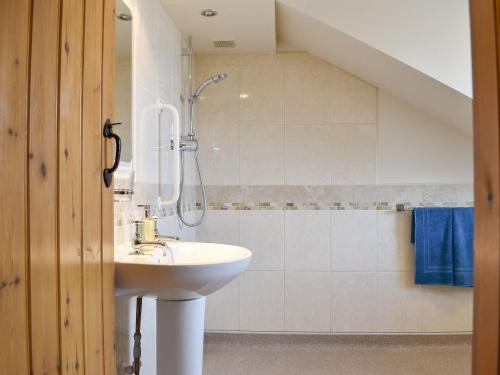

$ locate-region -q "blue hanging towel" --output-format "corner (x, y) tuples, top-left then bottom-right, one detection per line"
(411, 207), (474, 287)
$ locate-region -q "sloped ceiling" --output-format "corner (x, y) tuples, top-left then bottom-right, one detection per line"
(278, 0), (472, 98)
(276, 2), (472, 134)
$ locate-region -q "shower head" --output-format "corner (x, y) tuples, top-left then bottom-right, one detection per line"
(192, 73), (228, 98)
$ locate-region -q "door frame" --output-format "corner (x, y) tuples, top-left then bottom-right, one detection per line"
(470, 0), (500, 373)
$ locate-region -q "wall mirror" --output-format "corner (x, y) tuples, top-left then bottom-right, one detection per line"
(114, 0), (133, 198)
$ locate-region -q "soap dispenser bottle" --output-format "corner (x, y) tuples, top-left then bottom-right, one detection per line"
(138, 204), (155, 242)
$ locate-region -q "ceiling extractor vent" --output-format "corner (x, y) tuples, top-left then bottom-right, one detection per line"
(212, 40), (236, 48)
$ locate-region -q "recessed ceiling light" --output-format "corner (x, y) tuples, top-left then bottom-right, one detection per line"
(201, 9), (218, 17)
(117, 13), (132, 21)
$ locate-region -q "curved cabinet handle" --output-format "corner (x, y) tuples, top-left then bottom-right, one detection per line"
(103, 119), (122, 188)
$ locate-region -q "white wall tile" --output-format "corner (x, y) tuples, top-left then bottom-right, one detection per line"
(178, 211), (199, 241)
(284, 65), (331, 125)
(332, 210), (378, 271)
(239, 64), (284, 85)
(239, 53), (278, 66)
(275, 52), (327, 66)
(285, 64), (331, 87)
(377, 211), (414, 272)
(421, 286), (473, 332)
(332, 123), (377, 185)
(331, 66), (376, 123)
(240, 126), (285, 185)
(285, 272), (331, 332)
(422, 184), (474, 205)
(198, 126), (239, 185)
(197, 210), (239, 246)
(240, 211), (284, 270)
(196, 66), (240, 126)
(332, 272), (378, 333)
(156, 214), (181, 239)
(239, 65), (284, 125)
(285, 125), (332, 185)
(240, 271), (285, 331)
(377, 272), (423, 333)
(284, 87), (331, 125)
(196, 54), (240, 66)
(206, 278), (240, 331)
(285, 210), (331, 271)
(157, 13), (175, 100)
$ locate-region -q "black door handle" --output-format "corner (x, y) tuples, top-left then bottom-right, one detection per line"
(103, 118), (122, 188)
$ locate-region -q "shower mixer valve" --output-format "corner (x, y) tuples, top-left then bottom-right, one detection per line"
(180, 136), (198, 152)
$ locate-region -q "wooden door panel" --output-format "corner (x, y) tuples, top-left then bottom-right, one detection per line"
(28, 0), (61, 372)
(101, 0), (117, 372)
(1, 1), (116, 373)
(82, 0), (105, 373)
(0, 1), (31, 373)
(59, 0), (86, 373)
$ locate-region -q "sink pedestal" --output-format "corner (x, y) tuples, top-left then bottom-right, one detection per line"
(157, 297), (206, 375)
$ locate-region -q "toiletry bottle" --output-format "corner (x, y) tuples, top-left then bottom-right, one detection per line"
(138, 204), (155, 241)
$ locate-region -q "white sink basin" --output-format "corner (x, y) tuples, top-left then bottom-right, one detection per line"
(115, 241), (251, 300)
(115, 241), (251, 375)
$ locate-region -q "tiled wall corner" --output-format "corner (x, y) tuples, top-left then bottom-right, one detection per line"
(194, 52), (473, 336)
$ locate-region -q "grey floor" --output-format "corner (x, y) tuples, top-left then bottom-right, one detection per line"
(203, 333), (471, 375)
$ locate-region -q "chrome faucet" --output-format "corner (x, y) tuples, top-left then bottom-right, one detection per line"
(133, 205), (180, 255)
(133, 220), (168, 247)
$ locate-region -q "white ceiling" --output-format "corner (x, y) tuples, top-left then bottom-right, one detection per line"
(160, 0), (276, 54)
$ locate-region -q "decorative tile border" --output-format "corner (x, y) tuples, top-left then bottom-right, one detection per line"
(115, 184), (474, 220)
(203, 201), (474, 211)
(199, 184), (474, 211)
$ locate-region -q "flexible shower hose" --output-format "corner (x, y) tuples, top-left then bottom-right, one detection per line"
(176, 150), (207, 227)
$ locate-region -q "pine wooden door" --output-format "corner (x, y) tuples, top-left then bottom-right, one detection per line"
(470, 0), (500, 374)
(0, 0), (116, 374)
